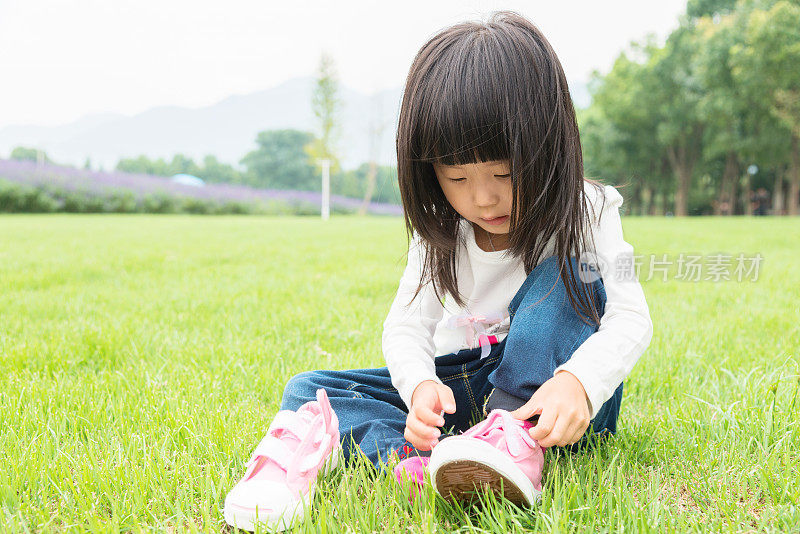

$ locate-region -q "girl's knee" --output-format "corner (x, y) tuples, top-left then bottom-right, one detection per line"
(516, 255), (606, 317)
(281, 371), (320, 408)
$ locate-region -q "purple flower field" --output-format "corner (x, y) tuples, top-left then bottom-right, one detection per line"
(0, 159), (403, 216)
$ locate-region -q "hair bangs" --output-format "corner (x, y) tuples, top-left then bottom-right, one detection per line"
(410, 34), (512, 166)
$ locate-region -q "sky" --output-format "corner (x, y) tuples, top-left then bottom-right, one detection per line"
(0, 0), (687, 128)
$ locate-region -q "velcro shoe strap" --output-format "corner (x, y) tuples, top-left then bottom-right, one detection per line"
(267, 410), (309, 437)
(250, 434), (295, 471)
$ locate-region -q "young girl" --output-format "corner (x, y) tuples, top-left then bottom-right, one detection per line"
(224, 10), (653, 530)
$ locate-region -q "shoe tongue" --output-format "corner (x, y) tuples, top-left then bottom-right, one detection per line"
(484, 426), (512, 451)
(480, 417), (528, 458)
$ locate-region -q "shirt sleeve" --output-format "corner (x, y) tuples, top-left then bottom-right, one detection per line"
(382, 231), (446, 410)
(554, 185), (654, 419)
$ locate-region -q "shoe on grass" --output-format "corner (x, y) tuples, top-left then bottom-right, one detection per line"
(393, 453), (430, 502)
(223, 388), (340, 531)
(428, 409), (543, 507)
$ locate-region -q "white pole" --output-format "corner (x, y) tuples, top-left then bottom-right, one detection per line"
(321, 158), (330, 220)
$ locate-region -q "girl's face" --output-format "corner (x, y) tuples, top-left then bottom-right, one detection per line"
(433, 159), (513, 237)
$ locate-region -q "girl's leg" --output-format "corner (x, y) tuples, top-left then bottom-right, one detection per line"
(481, 255), (623, 438)
(280, 344), (508, 471)
(281, 368), (412, 470)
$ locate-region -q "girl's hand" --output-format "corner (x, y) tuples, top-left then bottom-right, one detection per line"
(405, 380), (456, 451)
(509, 371), (590, 448)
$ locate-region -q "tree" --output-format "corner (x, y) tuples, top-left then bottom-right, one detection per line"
(240, 129), (318, 190)
(116, 153), (244, 183)
(306, 53), (342, 174)
(693, 10), (751, 214)
(10, 146), (51, 164)
(730, 0), (800, 215)
(195, 155), (243, 184)
(168, 154), (200, 176)
(116, 155), (170, 176)
(648, 21), (706, 216)
(583, 37), (673, 215)
(358, 95), (392, 215)
(687, 0), (738, 18)
(335, 163), (401, 205)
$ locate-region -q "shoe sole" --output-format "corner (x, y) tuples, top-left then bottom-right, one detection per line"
(429, 437), (540, 507)
(223, 443), (340, 532)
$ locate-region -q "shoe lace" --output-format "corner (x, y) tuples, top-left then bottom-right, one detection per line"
(461, 410), (539, 460)
(447, 311), (507, 358)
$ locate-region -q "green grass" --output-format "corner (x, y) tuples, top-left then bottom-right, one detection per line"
(1, 214), (798, 532)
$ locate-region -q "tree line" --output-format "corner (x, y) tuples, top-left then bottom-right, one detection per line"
(6, 135), (401, 207)
(116, 132), (401, 206)
(580, 0), (800, 216)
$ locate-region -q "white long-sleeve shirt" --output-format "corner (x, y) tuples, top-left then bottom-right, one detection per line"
(381, 182), (654, 418)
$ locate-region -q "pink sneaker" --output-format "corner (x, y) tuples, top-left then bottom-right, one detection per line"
(428, 409), (543, 507)
(393, 454), (430, 502)
(223, 388), (340, 531)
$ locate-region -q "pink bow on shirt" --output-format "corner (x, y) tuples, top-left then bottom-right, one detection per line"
(447, 311), (506, 358)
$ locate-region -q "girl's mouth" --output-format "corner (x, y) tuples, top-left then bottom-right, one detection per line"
(481, 215), (509, 226)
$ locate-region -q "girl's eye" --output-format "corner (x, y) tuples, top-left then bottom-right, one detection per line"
(450, 174), (511, 182)
(447, 174), (509, 183)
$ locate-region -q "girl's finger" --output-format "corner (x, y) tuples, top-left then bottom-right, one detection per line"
(540, 413), (571, 448)
(407, 413), (440, 439)
(528, 407), (556, 441)
(559, 418), (582, 447)
(410, 427), (438, 450)
(436, 385), (457, 413)
(404, 427), (431, 451)
(567, 424), (586, 446)
(415, 405), (445, 427)
(510, 394), (543, 421)
(568, 417), (590, 445)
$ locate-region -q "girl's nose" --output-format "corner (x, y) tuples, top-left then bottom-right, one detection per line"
(474, 186), (499, 207)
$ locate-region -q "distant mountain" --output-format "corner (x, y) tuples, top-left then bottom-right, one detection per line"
(0, 77), (589, 171)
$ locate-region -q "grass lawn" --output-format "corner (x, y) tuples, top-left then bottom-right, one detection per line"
(1, 214), (798, 532)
